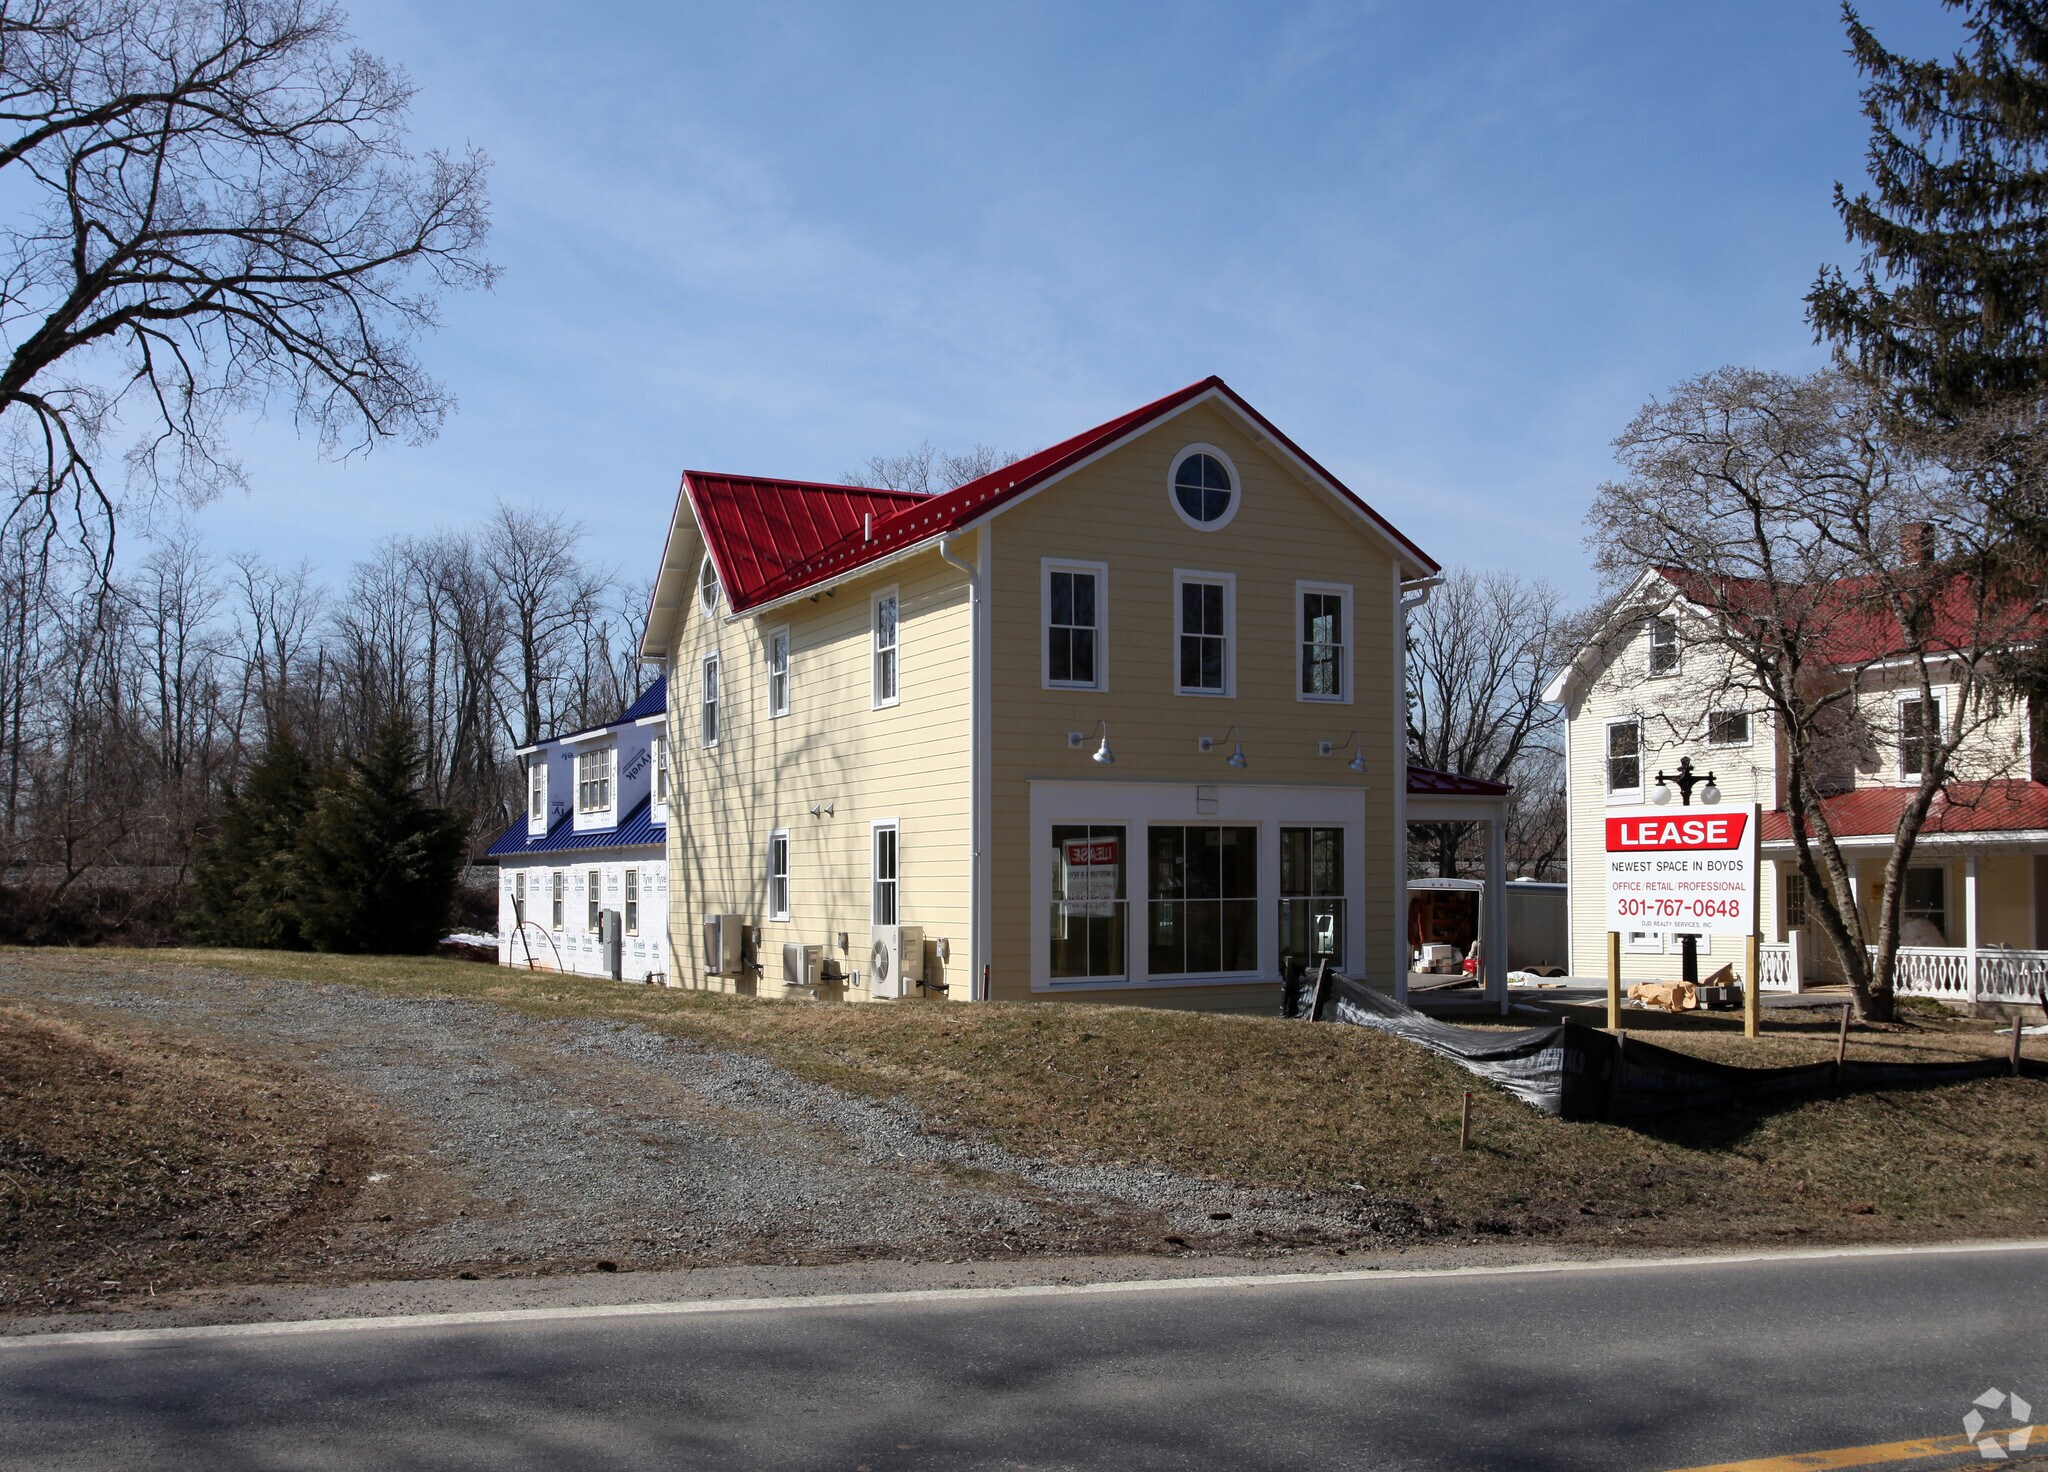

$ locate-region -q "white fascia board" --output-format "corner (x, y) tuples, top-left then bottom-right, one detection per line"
(637, 477), (702, 661)
(560, 727), (615, 748)
(634, 714), (666, 728)
(731, 538), (946, 623)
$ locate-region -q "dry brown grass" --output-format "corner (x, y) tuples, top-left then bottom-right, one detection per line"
(18, 949), (2048, 1254)
(0, 999), (391, 1311)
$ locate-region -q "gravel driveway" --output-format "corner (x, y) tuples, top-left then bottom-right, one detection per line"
(0, 958), (1389, 1282)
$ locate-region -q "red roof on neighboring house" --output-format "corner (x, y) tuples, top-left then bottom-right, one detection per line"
(1656, 566), (2047, 668)
(685, 376), (1437, 615)
(1760, 779), (2048, 841)
(1407, 765), (1511, 797)
(683, 476), (928, 612)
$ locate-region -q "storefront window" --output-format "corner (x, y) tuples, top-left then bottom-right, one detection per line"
(1148, 826), (1258, 976)
(1280, 826), (1344, 968)
(1050, 824), (1126, 979)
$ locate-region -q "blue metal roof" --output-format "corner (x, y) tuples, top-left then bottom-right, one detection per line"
(485, 796), (666, 859)
(621, 677), (666, 723)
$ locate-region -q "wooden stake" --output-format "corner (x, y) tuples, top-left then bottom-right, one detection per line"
(1606, 930), (1622, 1031)
(2013, 1013), (2026, 1078)
(1459, 1091), (1472, 1151)
(1606, 1030), (1628, 1122)
(1309, 957), (1332, 1022)
(1834, 1002), (1852, 1092)
(1743, 932), (1761, 1039)
(981, 964), (991, 1003)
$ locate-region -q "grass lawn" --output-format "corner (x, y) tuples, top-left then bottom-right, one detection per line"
(18, 947), (2048, 1252)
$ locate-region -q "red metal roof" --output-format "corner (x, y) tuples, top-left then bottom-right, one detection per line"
(1407, 765), (1512, 797)
(692, 377), (1437, 614)
(683, 476), (927, 612)
(1760, 779), (2048, 841)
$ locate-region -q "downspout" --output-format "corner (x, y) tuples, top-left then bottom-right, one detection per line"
(937, 534), (987, 1001)
(1395, 575), (1444, 1004)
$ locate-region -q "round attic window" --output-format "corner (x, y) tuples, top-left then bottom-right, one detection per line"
(1168, 445), (1239, 530)
(698, 555), (722, 614)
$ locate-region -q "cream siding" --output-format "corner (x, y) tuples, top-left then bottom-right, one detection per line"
(662, 538), (974, 999)
(985, 400), (1400, 1012)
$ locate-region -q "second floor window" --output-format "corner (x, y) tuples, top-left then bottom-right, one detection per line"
(1046, 565), (1101, 688)
(1606, 719), (1641, 794)
(1300, 587), (1345, 700)
(701, 653), (720, 747)
(654, 736), (669, 804)
(1176, 574), (1231, 695)
(873, 591), (899, 708)
(1648, 615), (1679, 676)
(767, 628), (790, 716)
(1900, 695), (1941, 777)
(528, 762), (546, 824)
(576, 747), (613, 813)
(1708, 709), (1751, 747)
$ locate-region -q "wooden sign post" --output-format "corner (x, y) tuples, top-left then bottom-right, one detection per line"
(1606, 930), (1621, 1031)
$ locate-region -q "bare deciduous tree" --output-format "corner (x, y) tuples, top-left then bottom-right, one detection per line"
(0, 0), (495, 562)
(484, 503), (606, 748)
(845, 441), (1015, 495)
(1586, 366), (2042, 1020)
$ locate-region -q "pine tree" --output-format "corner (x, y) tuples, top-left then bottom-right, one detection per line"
(1810, 2), (2048, 423)
(187, 734), (317, 948)
(295, 713), (468, 954)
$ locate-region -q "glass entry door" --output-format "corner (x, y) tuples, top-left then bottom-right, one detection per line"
(1279, 826), (1344, 971)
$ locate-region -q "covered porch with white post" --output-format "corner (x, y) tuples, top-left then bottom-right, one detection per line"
(1404, 767), (1513, 1015)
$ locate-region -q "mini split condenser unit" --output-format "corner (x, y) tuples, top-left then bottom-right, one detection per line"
(868, 924), (924, 1000)
(782, 942), (822, 989)
(703, 913), (744, 976)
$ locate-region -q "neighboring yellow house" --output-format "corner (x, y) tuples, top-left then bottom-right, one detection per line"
(637, 377), (1459, 1011)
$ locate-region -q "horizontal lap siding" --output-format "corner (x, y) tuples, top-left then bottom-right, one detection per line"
(987, 400), (1402, 1009)
(664, 540), (973, 998)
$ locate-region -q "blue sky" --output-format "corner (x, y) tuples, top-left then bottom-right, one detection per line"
(184, 0), (1962, 607)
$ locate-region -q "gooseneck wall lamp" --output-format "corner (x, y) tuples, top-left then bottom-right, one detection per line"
(1198, 725), (1247, 769)
(1319, 731), (1369, 774)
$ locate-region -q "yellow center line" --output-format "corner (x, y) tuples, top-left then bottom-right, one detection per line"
(1666, 1424), (2047, 1472)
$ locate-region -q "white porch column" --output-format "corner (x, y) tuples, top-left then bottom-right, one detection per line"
(1965, 852), (1981, 1003)
(1485, 807), (1508, 1015)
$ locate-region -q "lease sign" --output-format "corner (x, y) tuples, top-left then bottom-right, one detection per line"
(1602, 805), (1757, 936)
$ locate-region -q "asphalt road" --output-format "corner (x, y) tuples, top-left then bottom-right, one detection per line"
(2, 1243), (2044, 1471)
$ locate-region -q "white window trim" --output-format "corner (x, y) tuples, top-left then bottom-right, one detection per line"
(1706, 708), (1752, 748)
(550, 870), (564, 931)
(1172, 569), (1236, 698)
(871, 818), (899, 927)
(872, 586), (901, 711)
(652, 735), (669, 807)
(767, 829), (790, 922)
(1624, 930), (1664, 954)
(1604, 716), (1645, 804)
(1294, 579), (1353, 705)
(1040, 557), (1109, 692)
(765, 625), (791, 718)
(587, 866), (603, 933)
(1895, 689), (1946, 784)
(528, 761), (547, 827)
(699, 553), (722, 615)
(624, 867), (640, 935)
(1647, 615), (1680, 678)
(1166, 443), (1242, 533)
(701, 652), (721, 749)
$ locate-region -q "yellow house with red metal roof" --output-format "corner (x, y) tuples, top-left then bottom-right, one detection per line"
(637, 378), (1507, 1010)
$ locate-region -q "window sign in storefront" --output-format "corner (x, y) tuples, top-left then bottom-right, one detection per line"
(1050, 824), (1126, 980)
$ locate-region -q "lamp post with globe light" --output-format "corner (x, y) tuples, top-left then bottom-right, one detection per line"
(1650, 755), (1720, 986)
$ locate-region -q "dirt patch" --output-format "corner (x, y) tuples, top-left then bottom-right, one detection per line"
(0, 1000), (428, 1313)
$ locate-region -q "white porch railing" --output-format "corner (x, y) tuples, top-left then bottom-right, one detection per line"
(1758, 940), (1800, 993)
(1869, 945), (2048, 1005)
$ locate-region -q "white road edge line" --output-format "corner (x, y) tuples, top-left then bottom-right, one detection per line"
(5, 1238), (2044, 1352)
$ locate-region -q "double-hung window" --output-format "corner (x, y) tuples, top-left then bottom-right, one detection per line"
(1606, 718), (1642, 796)
(1175, 572), (1233, 696)
(587, 867), (603, 932)
(576, 747), (613, 814)
(1648, 615), (1679, 676)
(550, 871), (564, 930)
(767, 627), (790, 717)
(624, 868), (639, 935)
(701, 653), (720, 747)
(1298, 583), (1348, 701)
(872, 822), (899, 926)
(1147, 825), (1258, 976)
(1044, 561), (1105, 689)
(528, 761), (546, 825)
(1899, 694), (1942, 778)
(872, 590), (899, 708)
(653, 737), (669, 804)
(1708, 709), (1751, 747)
(512, 870), (526, 922)
(767, 830), (790, 921)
